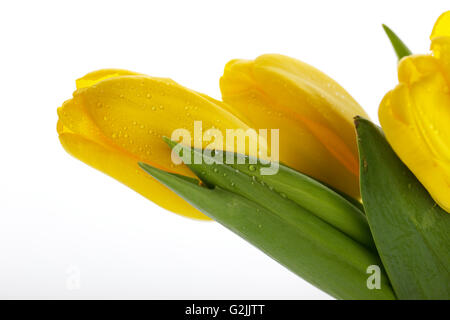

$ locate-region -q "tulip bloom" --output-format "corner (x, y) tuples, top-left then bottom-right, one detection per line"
(379, 11), (450, 213)
(57, 70), (257, 219)
(220, 54), (368, 199)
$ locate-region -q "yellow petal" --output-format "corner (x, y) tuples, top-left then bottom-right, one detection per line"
(430, 11), (450, 80)
(59, 70), (260, 219)
(430, 11), (450, 40)
(59, 132), (206, 219)
(57, 98), (108, 146)
(76, 69), (142, 89)
(220, 54), (367, 199)
(431, 37), (450, 83)
(379, 74), (450, 213)
(408, 73), (450, 164)
(398, 54), (441, 85)
(74, 75), (257, 171)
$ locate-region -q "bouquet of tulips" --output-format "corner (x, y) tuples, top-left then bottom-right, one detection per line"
(57, 12), (450, 300)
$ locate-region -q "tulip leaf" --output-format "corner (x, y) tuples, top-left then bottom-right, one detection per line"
(139, 162), (395, 300)
(356, 117), (450, 300)
(140, 141), (395, 299)
(382, 24), (412, 61)
(163, 137), (374, 249)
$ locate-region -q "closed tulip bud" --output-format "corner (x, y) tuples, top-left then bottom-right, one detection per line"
(379, 11), (450, 213)
(57, 70), (258, 219)
(220, 54), (369, 199)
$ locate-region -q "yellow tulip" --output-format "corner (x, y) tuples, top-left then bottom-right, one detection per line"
(57, 69), (258, 219)
(220, 54), (368, 199)
(379, 11), (450, 213)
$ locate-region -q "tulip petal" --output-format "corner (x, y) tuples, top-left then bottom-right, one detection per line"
(57, 98), (109, 147)
(73, 75), (257, 173)
(76, 69), (142, 89)
(379, 74), (450, 212)
(59, 70), (261, 219)
(59, 132), (206, 219)
(431, 37), (450, 82)
(221, 54), (367, 199)
(430, 11), (450, 81)
(397, 54), (441, 85)
(430, 11), (450, 40)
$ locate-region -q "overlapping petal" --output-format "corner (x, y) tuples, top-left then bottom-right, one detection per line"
(220, 54), (368, 199)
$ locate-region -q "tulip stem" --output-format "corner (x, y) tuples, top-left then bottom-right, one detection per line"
(382, 24), (412, 61)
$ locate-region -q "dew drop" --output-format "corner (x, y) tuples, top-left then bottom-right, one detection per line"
(249, 164), (256, 171)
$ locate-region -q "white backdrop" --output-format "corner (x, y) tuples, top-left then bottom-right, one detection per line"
(0, 0), (447, 299)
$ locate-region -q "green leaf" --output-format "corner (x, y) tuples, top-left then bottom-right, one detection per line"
(356, 117), (450, 299)
(164, 137), (374, 249)
(139, 147), (396, 299)
(382, 24), (412, 61)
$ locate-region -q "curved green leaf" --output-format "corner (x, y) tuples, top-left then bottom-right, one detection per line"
(356, 117), (450, 299)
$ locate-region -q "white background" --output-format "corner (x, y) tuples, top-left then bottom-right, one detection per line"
(0, 0), (447, 299)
